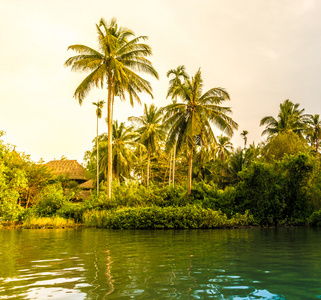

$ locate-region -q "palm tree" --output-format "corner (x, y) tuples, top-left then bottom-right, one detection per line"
(166, 65), (189, 103)
(216, 135), (234, 161)
(226, 146), (256, 185)
(166, 65), (189, 186)
(99, 121), (138, 184)
(163, 69), (238, 194)
(240, 130), (248, 150)
(92, 100), (105, 195)
(260, 99), (309, 138)
(129, 104), (166, 187)
(193, 146), (216, 182)
(65, 18), (158, 198)
(306, 114), (321, 153)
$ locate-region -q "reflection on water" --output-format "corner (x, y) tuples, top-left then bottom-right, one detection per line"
(0, 228), (321, 299)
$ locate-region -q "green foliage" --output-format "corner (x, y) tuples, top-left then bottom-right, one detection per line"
(308, 209), (321, 227)
(56, 202), (85, 223)
(33, 184), (68, 217)
(263, 131), (309, 161)
(233, 161), (284, 225)
(83, 205), (254, 229)
(22, 216), (76, 229)
(231, 153), (314, 225)
(95, 181), (224, 209)
(0, 143), (28, 221)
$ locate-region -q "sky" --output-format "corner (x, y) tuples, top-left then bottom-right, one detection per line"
(1, 0), (321, 164)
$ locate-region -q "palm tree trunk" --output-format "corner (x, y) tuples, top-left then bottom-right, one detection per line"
(107, 79), (113, 199)
(140, 147), (144, 184)
(188, 146), (194, 195)
(172, 143), (176, 187)
(169, 151), (172, 184)
(96, 115), (99, 196)
(25, 190), (30, 208)
(147, 150), (150, 187)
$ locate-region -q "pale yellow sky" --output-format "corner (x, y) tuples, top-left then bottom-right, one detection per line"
(1, 0), (321, 163)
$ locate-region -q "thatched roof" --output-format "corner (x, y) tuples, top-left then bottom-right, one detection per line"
(79, 179), (93, 190)
(45, 160), (87, 181)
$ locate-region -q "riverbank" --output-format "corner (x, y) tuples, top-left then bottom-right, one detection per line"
(0, 216), (80, 229)
(0, 206), (255, 229)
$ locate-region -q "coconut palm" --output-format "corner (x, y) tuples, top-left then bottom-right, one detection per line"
(92, 100), (105, 195)
(226, 146), (257, 185)
(163, 69), (238, 194)
(99, 121), (138, 184)
(306, 114), (321, 153)
(240, 130), (248, 150)
(216, 135), (234, 161)
(260, 99), (309, 138)
(65, 18), (158, 198)
(166, 65), (189, 103)
(166, 65), (189, 186)
(192, 146), (216, 182)
(129, 104), (166, 187)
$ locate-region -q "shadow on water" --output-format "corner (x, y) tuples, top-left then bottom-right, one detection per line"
(0, 227), (321, 299)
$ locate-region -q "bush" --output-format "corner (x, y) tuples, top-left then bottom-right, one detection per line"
(230, 153), (315, 225)
(83, 205), (254, 229)
(308, 210), (321, 227)
(56, 202), (85, 223)
(33, 184), (68, 217)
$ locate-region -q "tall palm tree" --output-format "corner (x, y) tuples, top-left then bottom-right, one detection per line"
(260, 99), (308, 138)
(166, 65), (189, 186)
(92, 100), (105, 195)
(240, 130), (248, 150)
(306, 114), (321, 153)
(99, 121), (138, 184)
(65, 18), (158, 198)
(163, 69), (238, 194)
(129, 104), (166, 187)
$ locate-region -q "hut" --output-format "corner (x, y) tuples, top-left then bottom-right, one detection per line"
(45, 159), (92, 200)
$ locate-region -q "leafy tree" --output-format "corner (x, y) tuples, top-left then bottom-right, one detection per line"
(129, 104), (166, 186)
(65, 18), (158, 198)
(233, 153), (314, 225)
(24, 163), (53, 208)
(263, 131), (309, 161)
(163, 69), (238, 194)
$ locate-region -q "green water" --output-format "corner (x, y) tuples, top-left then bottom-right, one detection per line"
(0, 228), (320, 299)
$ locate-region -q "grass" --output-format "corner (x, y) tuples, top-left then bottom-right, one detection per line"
(0, 216), (79, 229)
(22, 216), (77, 229)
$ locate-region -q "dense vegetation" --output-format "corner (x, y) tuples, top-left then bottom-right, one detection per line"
(1, 97), (321, 229)
(1, 18), (321, 229)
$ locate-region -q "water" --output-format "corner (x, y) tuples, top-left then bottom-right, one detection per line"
(0, 228), (321, 299)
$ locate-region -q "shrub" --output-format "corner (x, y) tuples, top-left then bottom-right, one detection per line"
(230, 153), (315, 225)
(33, 184), (67, 217)
(308, 210), (321, 227)
(83, 205), (248, 229)
(56, 202), (85, 223)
